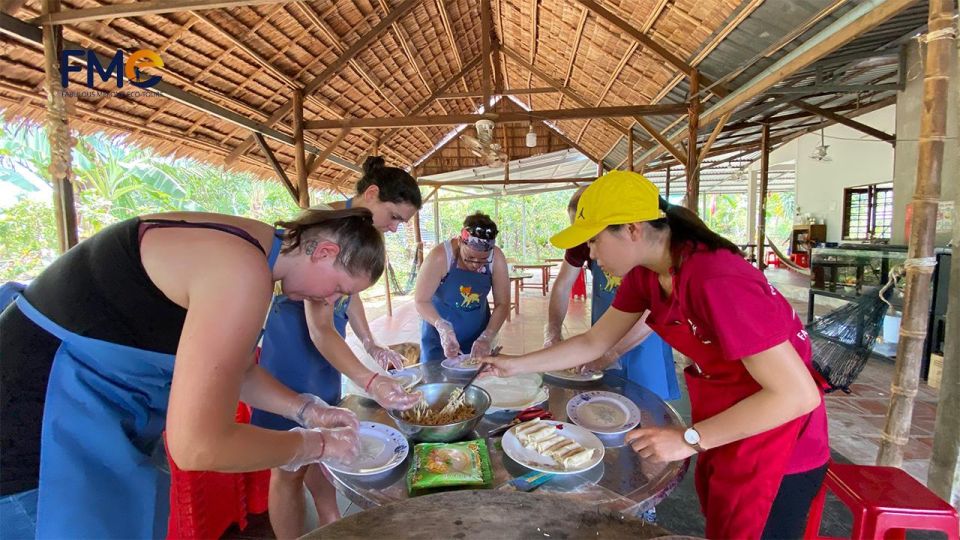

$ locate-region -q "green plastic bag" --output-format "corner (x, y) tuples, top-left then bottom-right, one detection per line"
(407, 439), (493, 493)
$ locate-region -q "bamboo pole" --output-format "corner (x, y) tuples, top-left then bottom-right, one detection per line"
(757, 124), (770, 270)
(664, 166), (671, 199)
(878, 0), (955, 467)
(627, 129), (634, 171)
(685, 69), (700, 213)
(293, 89), (308, 209)
(412, 169), (424, 270)
(42, 0), (78, 252)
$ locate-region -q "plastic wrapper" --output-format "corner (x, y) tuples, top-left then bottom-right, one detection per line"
(407, 439), (492, 493)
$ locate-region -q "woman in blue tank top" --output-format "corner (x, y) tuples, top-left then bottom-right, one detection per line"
(253, 157), (425, 538)
(415, 212), (511, 362)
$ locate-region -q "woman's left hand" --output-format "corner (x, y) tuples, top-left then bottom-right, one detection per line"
(624, 426), (698, 462)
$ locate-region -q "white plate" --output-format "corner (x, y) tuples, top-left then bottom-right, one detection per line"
(323, 422), (409, 476)
(502, 420), (604, 475)
(386, 366), (423, 390)
(486, 386), (550, 414)
(474, 373), (545, 411)
(440, 354), (481, 372)
(565, 391), (642, 434)
(545, 368), (604, 382)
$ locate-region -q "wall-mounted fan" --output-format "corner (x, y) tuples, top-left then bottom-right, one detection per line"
(461, 119), (508, 167)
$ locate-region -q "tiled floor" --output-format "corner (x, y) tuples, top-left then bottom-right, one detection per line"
(225, 269), (945, 538)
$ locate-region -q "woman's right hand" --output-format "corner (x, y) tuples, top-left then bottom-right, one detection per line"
(366, 373), (422, 410)
(281, 426), (360, 471)
(435, 319), (462, 358)
(480, 354), (521, 378)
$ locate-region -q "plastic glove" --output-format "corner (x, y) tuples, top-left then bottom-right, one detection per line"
(363, 338), (406, 371)
(584, 349), (620, 373)
(365, 373), (422, 410)
(543, 327), (562, 349)
(470, 329), (496, 359)
(435, 319), (461, 358)
(280, 426), (360, 472)
(286, 393), (359, 431)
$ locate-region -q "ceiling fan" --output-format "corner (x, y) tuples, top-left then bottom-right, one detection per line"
(809, 129), (832, 162)
(461, 119), (508, 167)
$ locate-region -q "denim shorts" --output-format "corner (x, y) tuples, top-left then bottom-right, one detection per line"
(0, 488), (38, 540)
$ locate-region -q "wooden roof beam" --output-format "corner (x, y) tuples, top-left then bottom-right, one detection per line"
(420, 178), (592, 187)
(437, 87), (557, 99)
(254, 133), (299, 203)
(192, 11), (297, 89)
(633, 0), (916, 169)
(481, 0), (491, 106)
(379, 55), (484, 144)
(225, 0), (420, 165)
(305, 103), (688, 130)
(436, 0), (467, 92)
(32, 0), (311, 25)
(558, 7), (589, 108)
(572, 0), (728, 98)
(575, 42), (639, 144)
(791, 100), (896, 144)
(501, 45), (630, 136)
(0, 11), (361, 174)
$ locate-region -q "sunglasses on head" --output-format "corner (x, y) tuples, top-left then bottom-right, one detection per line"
(463, 226), (496, 240)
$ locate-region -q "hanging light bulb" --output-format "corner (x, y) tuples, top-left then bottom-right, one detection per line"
(525, 124), (537, 148)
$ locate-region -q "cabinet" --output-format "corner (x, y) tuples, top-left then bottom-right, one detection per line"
(790, 224), (827, 258)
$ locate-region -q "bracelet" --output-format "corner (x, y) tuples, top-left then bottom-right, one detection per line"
(364, 373), (379, 393)
(316, 432), (326, 460)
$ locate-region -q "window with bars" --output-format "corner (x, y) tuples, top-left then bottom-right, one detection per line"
(842, 183), (893, 241)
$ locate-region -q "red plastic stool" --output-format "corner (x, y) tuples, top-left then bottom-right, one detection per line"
(570, 267), (586, 301)
(793, 252), (810, 267)
(804, 463), (959, 540)
(765, 251), (780, 268)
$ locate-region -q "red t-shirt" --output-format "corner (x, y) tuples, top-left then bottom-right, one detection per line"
(563, 243), (591, 268)
(612, 245), (829, 474)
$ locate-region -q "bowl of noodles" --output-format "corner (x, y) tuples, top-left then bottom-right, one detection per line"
(387, 383), (491, 442)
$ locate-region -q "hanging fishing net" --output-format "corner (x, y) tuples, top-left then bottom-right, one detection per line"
(807, 274), (898, 393)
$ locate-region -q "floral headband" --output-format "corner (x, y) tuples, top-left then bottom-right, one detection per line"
(460, 227), (496, 252)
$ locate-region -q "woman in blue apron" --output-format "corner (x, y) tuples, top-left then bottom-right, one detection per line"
(253, 156), (424, 539)
(415, 212), (511, 362)
(544, 188), (679, 401)
(0, 208), (385, 539)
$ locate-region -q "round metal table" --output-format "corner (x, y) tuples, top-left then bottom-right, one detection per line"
(325, 361), (688, 518)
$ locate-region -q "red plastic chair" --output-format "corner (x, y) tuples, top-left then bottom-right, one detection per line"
(792, 252), (810, 268)
(765, 251), (781, 268)
(804, 463), (959, 540)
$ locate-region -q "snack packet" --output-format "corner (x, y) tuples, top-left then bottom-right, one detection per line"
(407, 439), (492, 493)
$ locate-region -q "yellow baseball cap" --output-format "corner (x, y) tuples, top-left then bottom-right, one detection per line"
(550, 170), (665, 249)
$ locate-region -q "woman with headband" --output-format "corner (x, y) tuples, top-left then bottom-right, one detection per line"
(414, 212), (510, 362)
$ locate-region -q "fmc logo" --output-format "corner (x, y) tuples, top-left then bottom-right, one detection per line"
(61, 49), (163, 89)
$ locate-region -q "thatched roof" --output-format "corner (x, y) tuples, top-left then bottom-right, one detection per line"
(0, 0), (929, 195)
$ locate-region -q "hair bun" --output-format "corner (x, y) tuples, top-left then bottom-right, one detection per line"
(362, 155), (386, 175)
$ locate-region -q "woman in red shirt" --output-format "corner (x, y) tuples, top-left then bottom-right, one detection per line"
(485, 171), (829, 539)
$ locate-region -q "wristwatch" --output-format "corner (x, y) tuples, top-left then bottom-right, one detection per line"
(683, 426), (705, 452)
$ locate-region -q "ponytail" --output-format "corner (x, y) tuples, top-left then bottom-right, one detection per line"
(275, 208), (386, 281)
(649, 197), (742, 255)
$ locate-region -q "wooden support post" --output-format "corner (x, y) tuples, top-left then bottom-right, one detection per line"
(627, 129), (634, 171)
(293, 89), (308, 208)
(596, 160), (603, 177)
(664, 166), (671, 199)
(480, 0), (491, 108)
(757, 123), (770, 270)
(412, 168), (424, 269)
(879, 0), (955, 468)
(42, 0), (78, 252)
(685, 69), (700, 213)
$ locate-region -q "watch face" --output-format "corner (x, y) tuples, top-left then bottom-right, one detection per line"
(684, 428), (700, 445)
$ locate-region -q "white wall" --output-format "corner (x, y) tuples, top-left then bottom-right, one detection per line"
(748, 106), (897, 243)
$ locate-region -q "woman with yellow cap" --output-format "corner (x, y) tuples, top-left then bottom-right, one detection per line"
(482, 171), (829, 539)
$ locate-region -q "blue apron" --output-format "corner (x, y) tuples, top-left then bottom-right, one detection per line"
(590, 260), (680, 400)
(420, 241), (492, 363)
(14, 232), (282, 539)
(250, 294), (348, 431)
(251, 198), (352, 430)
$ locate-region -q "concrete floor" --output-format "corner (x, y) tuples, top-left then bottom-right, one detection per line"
(224, 268), (945, 539)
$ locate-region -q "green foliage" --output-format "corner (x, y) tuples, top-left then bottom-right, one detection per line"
(0, 116), (299, 281)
